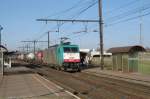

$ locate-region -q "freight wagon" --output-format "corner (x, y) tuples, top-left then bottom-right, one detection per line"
(35, 51), (43, 63)
(42, 42), (81, 71)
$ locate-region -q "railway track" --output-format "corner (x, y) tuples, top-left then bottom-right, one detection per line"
(25, 64), (150, 99)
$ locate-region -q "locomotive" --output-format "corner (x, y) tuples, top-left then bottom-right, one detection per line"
(36, 42), (81, 71)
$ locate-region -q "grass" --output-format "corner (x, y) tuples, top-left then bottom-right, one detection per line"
(139, 60), (150, 74)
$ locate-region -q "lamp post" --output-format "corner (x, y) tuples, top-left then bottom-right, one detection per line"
(0, 25), (3, 75)
(0, 25), (3, 46)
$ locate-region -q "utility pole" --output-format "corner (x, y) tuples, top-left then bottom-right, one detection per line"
(139, 0), (143, 45)
(36, 8), (104, 70)
(0, 25), (3, 46)
(18, 45), (33, 53)
(33, 40), (36, 55)
(0, 25), (3, 75)
(18, 46), (25, 52)
(26, 44), (31, 53)
(140, 21), (142, 45)
(98, 0), (104, 70)
(47, 30), (59, 48)
(48, 31), (50, 48)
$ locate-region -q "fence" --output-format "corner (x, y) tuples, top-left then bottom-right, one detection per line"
(90, 52), (150, 74)
(138, 52), (150, 74)
(90, 56), (112, 70)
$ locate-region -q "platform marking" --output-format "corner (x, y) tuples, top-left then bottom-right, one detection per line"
(36, 74), (63, 90)
(36, 74), (81, 99)
(65, 90), (81, 99)
(32, 74), (59, 96)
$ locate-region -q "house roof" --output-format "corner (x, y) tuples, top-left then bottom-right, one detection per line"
(4, 51), (17, 55)
(0, 45), (8, 52)
(107, 45), (145, 54)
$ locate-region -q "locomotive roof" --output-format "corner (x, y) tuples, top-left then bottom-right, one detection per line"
(49, 44), (78, 48)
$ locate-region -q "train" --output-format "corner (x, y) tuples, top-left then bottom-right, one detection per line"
(29, 42), (81, 72)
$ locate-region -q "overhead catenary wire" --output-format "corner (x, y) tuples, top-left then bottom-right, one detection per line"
(42, 0), (145, 38)
(44, 0), (87, 18)
(104, 0), (139, 15)
(105, 3), (150, 23)
(20, 0), (99, 52)
(70, 0), (98, 19)
(38, 0), (97, 33)
(35, 0), (98, 45)
(32, 0), (150, 51)
(34, 0), (149, 44)
(80, 0), (149, 29)
(56, 0), (98, 38)
(21, 0), (94, 49)
(105, 11), (150, 27)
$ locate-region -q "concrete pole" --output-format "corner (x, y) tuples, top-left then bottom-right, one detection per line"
(98, 0), (104, 70)
(0, 25), (3, 46)
(0, 25), (3, 75)
(48, 31), (50, 48)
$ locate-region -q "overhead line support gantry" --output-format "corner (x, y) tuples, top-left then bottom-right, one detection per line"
(36, 0), (104, 70)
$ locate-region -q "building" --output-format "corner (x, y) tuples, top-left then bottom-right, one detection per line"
(0, 45), (8, 75)
(107, 45), (146, 73)
(88, 49), (112, 69)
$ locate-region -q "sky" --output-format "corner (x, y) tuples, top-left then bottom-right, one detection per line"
(0, 0), (150, 51)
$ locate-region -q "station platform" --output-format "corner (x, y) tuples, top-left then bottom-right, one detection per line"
(84, 67), (150, 86)
(0, 73), (80, 99)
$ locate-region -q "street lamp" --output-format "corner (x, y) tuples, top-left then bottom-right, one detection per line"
(0, 25), (3, 75)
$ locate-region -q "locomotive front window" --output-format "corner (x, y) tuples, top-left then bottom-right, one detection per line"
(64, 47), (70, 52)
(71, 48), (78, 52)
(64, 47), (78, 53)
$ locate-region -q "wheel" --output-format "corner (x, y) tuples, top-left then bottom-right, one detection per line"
(64, 67), (67, 72)
(56, 66), (61, 71)
(77, 68), (81, 72)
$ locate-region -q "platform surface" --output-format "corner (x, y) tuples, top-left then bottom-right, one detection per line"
(84, 67), (150, 86)
(0, 73), (80, 99)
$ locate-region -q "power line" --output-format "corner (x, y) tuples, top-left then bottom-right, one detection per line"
(44, 0), (87, 18)
(104, 0), (139, 14)
(56, 0), (98, 35)
(34, 0), (98, 43)
(70, 0), (98, 19)
(34, 0), (97, 43)
(36, 0), (98, 43)
(35, 32), (47, 41)
(105, 11), (150, 27)
(105, 3), (150, 23)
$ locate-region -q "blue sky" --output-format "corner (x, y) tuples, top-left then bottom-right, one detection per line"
(0, 0), (150, 51)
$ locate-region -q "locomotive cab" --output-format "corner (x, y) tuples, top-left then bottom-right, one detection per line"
(62, 46), (81, 71)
